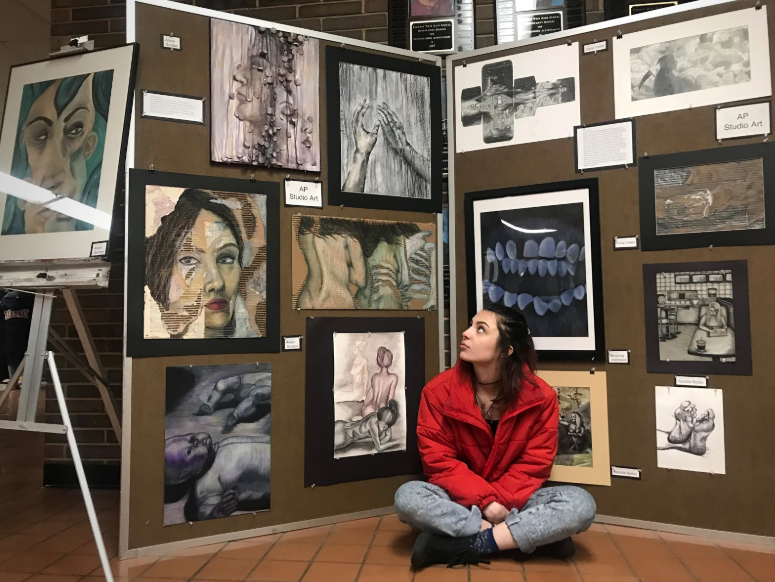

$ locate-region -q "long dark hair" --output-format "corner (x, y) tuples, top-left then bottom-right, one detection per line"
(463, 303), (538, 408)
(146, 189), (244, 310)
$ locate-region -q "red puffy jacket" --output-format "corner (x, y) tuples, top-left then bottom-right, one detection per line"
(417, 361), (558, 511)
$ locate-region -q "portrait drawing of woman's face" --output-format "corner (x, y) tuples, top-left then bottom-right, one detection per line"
(2, 70), (113, 235)
(144, 186), (269, 340)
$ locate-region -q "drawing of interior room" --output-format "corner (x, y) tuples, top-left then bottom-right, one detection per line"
(656, 270), (736, 363)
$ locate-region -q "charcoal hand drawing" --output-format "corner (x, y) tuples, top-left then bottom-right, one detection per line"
(655, 159), (765, 236)
(555, 385), (593, 467)
(144, 186), (269, 340)
(210, 19), (320, 171)
(655, 385), (725, 474)
(164, 363), (271, 525)
(630, 27), (751, 102)
(339, 62), (431, 199)
(332, 332), (407, 459)
(292, 215), (436, 310)
(479, 202), (588, 339)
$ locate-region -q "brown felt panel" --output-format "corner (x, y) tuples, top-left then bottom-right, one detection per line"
(129, 3), (440, 549)
(453, 0), (775, 536)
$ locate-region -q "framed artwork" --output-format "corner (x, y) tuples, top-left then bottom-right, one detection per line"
(164, 363), (271, 525)
(613, 7), (771, 118)
(291, 214), (437, 310)
(454, 43), (579, 153)
(304, 317), (425, 487)
(411, 0), (454, 17)
(465, 179), (604, 361)
(639, 143), (775, 251)
(127, 170), (280, 357)
(326, 47), (442, 213)
(655, 385), (725, 474)
(0, 44), (138, 262)
(540, 370), (611, 487)
(210, 19), (320, 171)
(644, 260), (752, 376)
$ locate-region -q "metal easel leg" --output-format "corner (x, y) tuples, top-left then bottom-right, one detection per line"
(0, 359), (25, 410)
(61, 289), (122, 445)
(16, 290), (55, 424)
(47, 351), (114, 582)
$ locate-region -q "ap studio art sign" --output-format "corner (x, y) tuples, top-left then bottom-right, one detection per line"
(716, 102), (771, 140)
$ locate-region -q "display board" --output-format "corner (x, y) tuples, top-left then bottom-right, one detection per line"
(450, 0), (775, 536)
(123, 0), (442, 552)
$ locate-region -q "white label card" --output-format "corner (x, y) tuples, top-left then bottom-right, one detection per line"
(142, 91), (204, 124)
(285, 180), (323, 208)
(611, 466), (642, 479)
(583, 40), (608, 54)
(90, 241), (108, 257)
(674, 375), (709, 388)
(576, 120), (635, 170)
(161, 35), (181, 50)
(716, 102), (770, 140)
(283, 336), (303, 351)
(614, 235), (639, 249)
(607, 350), (630, 364)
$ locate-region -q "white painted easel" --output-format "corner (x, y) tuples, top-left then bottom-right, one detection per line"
(0, 265), (119, 582)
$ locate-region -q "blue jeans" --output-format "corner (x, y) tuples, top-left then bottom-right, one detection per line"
(394, 481), (596, 553)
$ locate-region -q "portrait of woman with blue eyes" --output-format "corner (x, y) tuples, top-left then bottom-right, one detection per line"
(144, 188), (265, 340)
(3, 70), (113, 235)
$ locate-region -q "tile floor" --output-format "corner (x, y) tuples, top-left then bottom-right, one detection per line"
(1, 485), (774, 582)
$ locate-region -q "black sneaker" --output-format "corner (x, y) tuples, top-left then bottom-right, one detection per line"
(537, 537), (575, 559)
(410, 532), (490, 569)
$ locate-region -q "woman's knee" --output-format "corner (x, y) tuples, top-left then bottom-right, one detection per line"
(394, 481), (430, 517)
(565, 487), (597, 532)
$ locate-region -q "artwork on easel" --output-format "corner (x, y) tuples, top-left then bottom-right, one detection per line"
(164, 363), (271, 525)
(613, 7), (771, 118)
(210, 19), (320, 171)
(541, 370), (611, 487)
(126, 170), (280, 357)
(639, 143), (775, 251)
(304, 317), (425, 487)
(0, 44), (138, 262)
(655, 385), (725, 474)
(643, 260), (752, 376)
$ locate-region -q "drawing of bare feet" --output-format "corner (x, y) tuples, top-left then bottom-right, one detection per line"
(685, 409), (715, 455)
(667, 401), (696, 444)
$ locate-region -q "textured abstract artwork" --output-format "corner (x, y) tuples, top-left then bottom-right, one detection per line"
(292, 214), (437, 310)
(332, 332), (406, 459)
(655, 385), (725, 474)
(210, 19), (320, 171)
(613, 8), (771, 117)
(466, 180), (604, 360)
(143, 185), (268, 340)
(164, 363), (271, 525)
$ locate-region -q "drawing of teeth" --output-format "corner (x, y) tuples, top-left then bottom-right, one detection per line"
(486, 248), (496, 263)
(502, 258), (511, 274)
(538, 237), (556, 258)
(495, 242), (505, 261)
(506, 240), (517, 259)
(566, 243), (580, 263)
(523, 239), (539, 258)
(555, 240), (567, 258)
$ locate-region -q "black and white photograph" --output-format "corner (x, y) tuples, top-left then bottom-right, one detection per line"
(655, 385), (725, 474)
(164, 363), (271, 526)
(466, 180), (604, 361)
(455, 43), (580, 152)
(613, 7), (771, 118)
(639, 144), (775, 251)
(643, 261), (752, 376)
(541, 370), (611, 487)
(326, 48), (442, 213)
(304, 317), (424, 487)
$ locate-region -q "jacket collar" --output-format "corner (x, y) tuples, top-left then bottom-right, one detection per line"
(442, 360), (546, 426)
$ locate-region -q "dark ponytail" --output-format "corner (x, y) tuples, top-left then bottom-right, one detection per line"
(464, 303), (538, 407)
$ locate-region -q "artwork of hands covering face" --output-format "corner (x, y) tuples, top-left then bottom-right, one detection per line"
(20, 75), (98, 233)
(165, 211), (242, 336)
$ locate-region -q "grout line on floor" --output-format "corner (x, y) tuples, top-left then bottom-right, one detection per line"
(353, 515), (384, 582)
